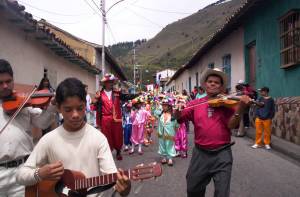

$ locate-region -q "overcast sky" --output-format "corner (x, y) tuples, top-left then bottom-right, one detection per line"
(20, 0), (219, 45)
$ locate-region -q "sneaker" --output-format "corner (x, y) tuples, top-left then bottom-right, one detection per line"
(251, 144), (260, 149)
(124, 146), (129, 152)
(167, 159), (173, 166)
(138, 150), (143, 155)
(265, 145), (271, 150)
(161, 158), (167, 164)
(129, 148), (134, 155)
(236, 133), (245, 137)
(181, 152), (187, 158)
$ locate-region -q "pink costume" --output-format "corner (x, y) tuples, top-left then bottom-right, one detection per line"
(130, 109), (151, 145)
(175, 122), (188, 152)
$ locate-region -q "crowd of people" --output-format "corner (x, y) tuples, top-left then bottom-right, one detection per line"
(0, 58), (275, 197)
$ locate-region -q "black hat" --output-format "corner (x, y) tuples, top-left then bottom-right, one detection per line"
(258, 86), (269, 92)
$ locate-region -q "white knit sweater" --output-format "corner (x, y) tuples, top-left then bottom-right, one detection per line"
(16, 123), (118, 196)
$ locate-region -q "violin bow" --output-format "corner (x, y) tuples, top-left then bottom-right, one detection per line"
(0, 86), (38, 135)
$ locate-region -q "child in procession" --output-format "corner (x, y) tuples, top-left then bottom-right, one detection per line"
(156, 97), (178, 166)
(122, 101), (133, 152)
(129, 97), (151, 155)
(174, 96), (188, 158)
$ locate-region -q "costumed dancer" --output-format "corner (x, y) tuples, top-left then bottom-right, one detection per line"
(144, 95), (155, 146)
(174, 96), (188, 158)
(156, 97), (178, 166)
(130, 97), (151, 155)
(122, 101), (133, 151)
(95, 73), (137, 160)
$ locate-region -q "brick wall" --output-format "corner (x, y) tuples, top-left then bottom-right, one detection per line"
(249, 97), (300, 145)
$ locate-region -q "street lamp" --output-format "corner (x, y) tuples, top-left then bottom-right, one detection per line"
(100, 0), (125, 77)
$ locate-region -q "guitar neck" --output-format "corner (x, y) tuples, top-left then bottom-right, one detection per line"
(74, 170), (131, 190)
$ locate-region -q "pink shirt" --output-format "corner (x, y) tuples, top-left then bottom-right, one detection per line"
(178, 97), (234, 149)
(131, 109), (151, 125)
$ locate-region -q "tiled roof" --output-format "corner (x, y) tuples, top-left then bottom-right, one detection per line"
(0, 0), (100, 74)
(39, 19), (127, 81)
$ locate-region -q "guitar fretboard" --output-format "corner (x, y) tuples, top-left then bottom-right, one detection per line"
(74, 170), (130, 190)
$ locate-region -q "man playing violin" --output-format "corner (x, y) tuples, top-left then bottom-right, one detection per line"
(175, 68), (251, 197)
(0, 59), (57, 197)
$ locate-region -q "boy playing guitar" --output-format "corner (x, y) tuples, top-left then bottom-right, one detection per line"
(16, 78), (131, 197)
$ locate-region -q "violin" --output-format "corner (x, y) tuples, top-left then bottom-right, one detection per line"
(2, 89), (55, 114)
(175, 94), (262, 111)
(0, 87), (55, 135)
(208, 97), (239, 108)
(208, 95), (262, 108)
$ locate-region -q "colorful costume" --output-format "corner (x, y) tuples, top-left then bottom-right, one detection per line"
(175, 122), (188, 157)
(157, 113), (178, 159)
(144, 103), (155, 145)
(174, 95), (188, 157)
(130, 108), (151, 145)
(123, 107), (132, 148)
(96, 90), (123, 152)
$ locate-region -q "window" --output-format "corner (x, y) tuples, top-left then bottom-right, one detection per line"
(222, 54), (231, 91)
(279, 10), (300, 68)
(208, 63), (215, 69)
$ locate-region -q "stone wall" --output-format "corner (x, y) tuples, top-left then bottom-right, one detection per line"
(249, 97), (300, 145)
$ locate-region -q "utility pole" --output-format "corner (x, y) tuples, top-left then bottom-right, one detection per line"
(101, 0), (106, 78)
(133, 42), (136, 93)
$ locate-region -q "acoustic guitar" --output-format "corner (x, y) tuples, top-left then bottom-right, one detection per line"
(25, 162), (162, 197)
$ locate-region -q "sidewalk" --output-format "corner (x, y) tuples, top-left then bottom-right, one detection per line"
(245, 127), (300, 162)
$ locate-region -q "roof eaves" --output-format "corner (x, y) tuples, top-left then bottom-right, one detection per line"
(37, 21), (124, 79)
(3, 0), (99, 74)
(167, 65), (187, 84)
(95, 47), (127, 81)
(185, 0), (264, 69)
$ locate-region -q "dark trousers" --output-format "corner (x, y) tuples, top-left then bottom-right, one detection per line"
(124, 124), (132, 146)
(243, 107), (250, 127)
(186, 146), (233, 197)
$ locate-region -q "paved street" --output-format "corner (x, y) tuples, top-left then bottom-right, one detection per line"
(113, 131), (300, 197)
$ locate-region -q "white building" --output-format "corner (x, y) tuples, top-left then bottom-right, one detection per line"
(0, 0), (126, 94)
(167, 26), (245, 94)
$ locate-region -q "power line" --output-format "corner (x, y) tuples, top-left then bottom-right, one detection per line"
(107, 22), (117, 44)
(82, 0), (101, 16)
(126, 7), (164, 28)
(109, 20), (161, 29)
(131, 4), (193, 15)
(18, 0), (91, 17)
(109, 0), (140, 18)
(90, 0), (104, 14)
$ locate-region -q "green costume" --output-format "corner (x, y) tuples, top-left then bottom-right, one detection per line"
(157, 113), (178, 159)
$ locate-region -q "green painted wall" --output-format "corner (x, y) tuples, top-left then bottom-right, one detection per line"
(244, 0), (300, 97)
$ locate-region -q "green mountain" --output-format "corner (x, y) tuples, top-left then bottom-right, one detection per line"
(109, 0), (246, 83)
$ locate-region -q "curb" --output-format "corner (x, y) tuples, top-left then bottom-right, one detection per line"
(245, 128), (300, 163)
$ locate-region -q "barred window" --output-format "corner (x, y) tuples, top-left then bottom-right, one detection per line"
(279, 10), (300, 68)
(208, 63), (215, 69)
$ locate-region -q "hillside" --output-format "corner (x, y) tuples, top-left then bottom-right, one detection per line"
(110, 0), (247, 83)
